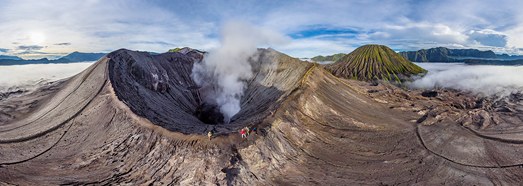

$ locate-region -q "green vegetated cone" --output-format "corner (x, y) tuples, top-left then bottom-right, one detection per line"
(326, 44), (427, 82)
(168, 48), (182, 52)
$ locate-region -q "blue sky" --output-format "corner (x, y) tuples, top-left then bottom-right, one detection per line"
(1, 0), (523, 59)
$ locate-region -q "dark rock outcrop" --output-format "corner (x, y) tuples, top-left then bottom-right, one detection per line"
(421, 90), (438, 97)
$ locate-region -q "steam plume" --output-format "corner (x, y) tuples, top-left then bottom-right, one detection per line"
(191, 21), (287, 122)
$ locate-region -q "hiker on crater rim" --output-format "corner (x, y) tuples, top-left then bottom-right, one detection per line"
(208, 131), (213, 141)
(240, 128), (247, 139)
(244, 126), (250, 136)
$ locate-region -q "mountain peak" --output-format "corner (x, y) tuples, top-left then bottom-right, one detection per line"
(326, 44), (426, 82)
(58, 51), (106, 62)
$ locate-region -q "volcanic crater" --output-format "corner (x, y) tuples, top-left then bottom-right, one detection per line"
(108, 48), (309, 134)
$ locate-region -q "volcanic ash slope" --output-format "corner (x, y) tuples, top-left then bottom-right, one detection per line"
(1, 48), (523, 185)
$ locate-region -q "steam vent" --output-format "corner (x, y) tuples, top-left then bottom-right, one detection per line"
(2, 47), (523, 185)
(326, 44), (426, 81)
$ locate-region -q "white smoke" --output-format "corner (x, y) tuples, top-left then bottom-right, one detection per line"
(410, 63), (523, 97)
(192, 21), (288, 122)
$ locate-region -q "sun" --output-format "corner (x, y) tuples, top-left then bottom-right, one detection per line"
(29, 32), (46, 45)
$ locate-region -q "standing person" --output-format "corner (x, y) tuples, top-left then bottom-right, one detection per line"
(244, 127), (250, 136)
(240, 128), (247, 139)
(252, 127), (257, 135)
(207, 131), (213, 141)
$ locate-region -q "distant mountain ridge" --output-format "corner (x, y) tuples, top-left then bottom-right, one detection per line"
(464, 59), (523, 66)
(311, 53), (345, 62)
(58, 52), (106, 62)
(0, 52), (106, 65)
(399, 47), (523, 62)
(0, 55), (22, 60)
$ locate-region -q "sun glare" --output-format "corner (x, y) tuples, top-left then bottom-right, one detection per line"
(29, 32), (46, 45)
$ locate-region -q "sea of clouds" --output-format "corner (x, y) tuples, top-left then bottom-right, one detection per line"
(410, 63), (523, 97)
(0, 62), (94, 92)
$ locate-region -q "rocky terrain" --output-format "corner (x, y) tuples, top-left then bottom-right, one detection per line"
(1, 47), (523, 185)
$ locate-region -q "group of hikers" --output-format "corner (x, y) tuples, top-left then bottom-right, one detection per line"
(207, 126), (258, 141)
(240, 126), (257, 139)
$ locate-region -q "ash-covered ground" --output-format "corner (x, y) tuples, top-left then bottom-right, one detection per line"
(1, 48), (523, 185)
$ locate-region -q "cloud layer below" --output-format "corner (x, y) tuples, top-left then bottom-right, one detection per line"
(410, 63), (523, 97)
(0, 62), (94, 92)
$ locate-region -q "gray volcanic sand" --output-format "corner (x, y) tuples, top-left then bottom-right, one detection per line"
(1, 48), (523, 185)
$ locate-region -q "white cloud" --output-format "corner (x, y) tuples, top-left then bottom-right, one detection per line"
(506, 25), (523, 49)
(468, 29), (508, 47)
(277, 38), (352, 57)
(411, 63), (523, 97)
(381, 22), (468, 44)
(0, 62), (94, 92)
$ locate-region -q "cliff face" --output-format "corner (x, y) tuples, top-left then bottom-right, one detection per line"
(326, 44), (426, 82)
(1, 48), (523, 185)
(399, 47), (499, 62)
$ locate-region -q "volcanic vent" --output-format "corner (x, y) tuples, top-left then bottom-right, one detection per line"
(108, 48), (311, 134)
